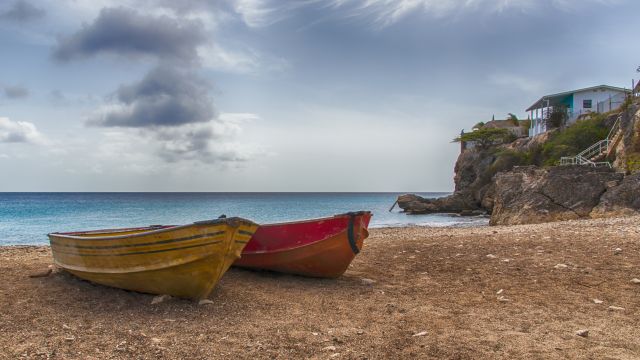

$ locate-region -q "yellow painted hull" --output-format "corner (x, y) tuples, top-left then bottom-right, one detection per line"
(48, 218), (258, 300)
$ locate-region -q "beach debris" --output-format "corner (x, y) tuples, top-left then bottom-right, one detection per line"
(412, 331), (428, 337)
(486, 254), (497, 259)
(312, 332), (319, 336)
(554, 263), (568, 269)
(198, 299), (214, 305)
(576, 329), (589, 337)
(356, 329), (364, 335)
(361, 278), (376, 285)
(64, 336), (75, 342)
(151, 294), (171, 305)
(496, 289), (504, 295)
(593, 299), (603, 304)
(630, 278), (640, 284)
(322, 346), (337, 352)
(62, 324), (72, 330)
(115, 341), (127, 351)
(608, 306), (625, 311)
(614, 248), (622, 254)
(497, 296), (510, 302)
(29, 266), (53, 278)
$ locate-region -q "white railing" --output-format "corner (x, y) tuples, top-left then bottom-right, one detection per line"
(560, 115), (621, 167)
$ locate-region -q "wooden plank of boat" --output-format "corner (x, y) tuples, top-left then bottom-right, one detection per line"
(234, 211), (372, 278)
(48, 217), (258, 300)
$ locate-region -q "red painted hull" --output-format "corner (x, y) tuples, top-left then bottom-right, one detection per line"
(234, 211), (372, 278)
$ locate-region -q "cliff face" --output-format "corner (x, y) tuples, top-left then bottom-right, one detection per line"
(398, 101), (640, 224)
(396, 149), (494, 214)
(490, 166), (624, 225)
(397, 131), (552, 215)
(612, 105), (640, 172)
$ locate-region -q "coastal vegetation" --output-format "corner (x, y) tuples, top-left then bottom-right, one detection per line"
(453, 127), (516, 150)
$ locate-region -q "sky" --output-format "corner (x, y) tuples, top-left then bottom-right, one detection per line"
(0, 0), (638, 192)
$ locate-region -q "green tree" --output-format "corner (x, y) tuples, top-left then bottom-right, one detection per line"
(453, 128), (516, 150)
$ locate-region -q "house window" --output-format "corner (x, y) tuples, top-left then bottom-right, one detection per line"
(583, 99), (592, 109)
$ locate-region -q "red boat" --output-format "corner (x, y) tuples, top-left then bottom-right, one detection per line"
(234, 211), (372, 278)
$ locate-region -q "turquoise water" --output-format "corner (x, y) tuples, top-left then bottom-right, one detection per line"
(0, 192), (488, 245)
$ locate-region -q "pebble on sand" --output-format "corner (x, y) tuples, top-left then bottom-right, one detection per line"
(361, 278), (376, 285)
(151, 295), (171, 305)
(322, 346), (337, 351)
(496, 289), (504, 295)
(198, 299), (214, 305)
(486, 254), (497, 259)
(608, 306), (625, 311)
(412, 331), (428, 337)
(576, 329), (589, 337)
(554, 264), (568, 269)
(630, 278), (640, 284)
(593, 299), (603, 304)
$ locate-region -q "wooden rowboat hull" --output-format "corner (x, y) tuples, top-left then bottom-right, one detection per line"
(234, 211), (372, 278)
(48, 217), (257, 300)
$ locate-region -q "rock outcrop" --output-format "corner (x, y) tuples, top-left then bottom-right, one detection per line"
(396, 148), (499, 215)
(490, 166), (623, 225)
(590, 172), (640, 217)
(396, 193), (483, 215)
(398, 101), (640, 224)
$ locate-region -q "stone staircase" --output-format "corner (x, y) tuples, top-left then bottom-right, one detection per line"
(560, 115), (622, 168)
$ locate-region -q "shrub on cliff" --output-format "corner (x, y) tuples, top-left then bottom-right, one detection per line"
(478, 149), (534, 184)
(540, 114), (608, 165)
(453, 128), (516, 150)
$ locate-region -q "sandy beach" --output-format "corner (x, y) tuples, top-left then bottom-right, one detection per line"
(1, 216), (639, 359)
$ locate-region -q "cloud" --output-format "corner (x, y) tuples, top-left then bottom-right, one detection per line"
(0, 117), (44, 144)
(53, 7), (207, 63)
(0, 0), (45, 22)
(3, 85), (29, 99)
(92, 113), (260, 165)
(153, 120), (253, 163)
(89, 65), (215, 127)
(228, 0), (621, 28)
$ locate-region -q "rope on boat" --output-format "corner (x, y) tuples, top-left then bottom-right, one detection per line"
(347, 213), (360, 254)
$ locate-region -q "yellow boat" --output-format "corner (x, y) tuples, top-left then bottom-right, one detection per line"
(48, 217), (258, 300)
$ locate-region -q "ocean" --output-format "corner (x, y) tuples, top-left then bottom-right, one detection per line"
(0, 192), (488, 245)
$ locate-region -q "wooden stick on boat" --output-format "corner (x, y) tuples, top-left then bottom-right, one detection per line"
(389, 199), (398, 212)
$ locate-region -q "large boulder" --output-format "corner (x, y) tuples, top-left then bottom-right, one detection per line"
(396, 193), (482, 215)
(591, 172), (640, 217)
(490, 166), (623, 225)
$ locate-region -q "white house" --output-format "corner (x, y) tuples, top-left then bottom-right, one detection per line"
(527, 85), (630, 137)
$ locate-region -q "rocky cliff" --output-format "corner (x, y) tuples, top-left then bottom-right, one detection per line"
(398, 102), (640, 225)
(490, 166), (624, 225)
(397, 130), (553, 215)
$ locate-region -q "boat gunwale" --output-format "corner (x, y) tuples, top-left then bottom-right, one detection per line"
(254, 211), (372, 228)
(48, 217), (257, 241)
(241, 212), (371, 255)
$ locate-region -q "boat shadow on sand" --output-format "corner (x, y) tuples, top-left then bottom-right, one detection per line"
(36, 266), (375, 314)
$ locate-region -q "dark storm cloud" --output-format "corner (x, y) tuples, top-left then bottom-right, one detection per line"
(3, 85), (29, 99)
(53, 7), (207, 63)
(89, 66), (215, 127)
(153, 123), (247, 164)
(0, 0), (45, 22)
